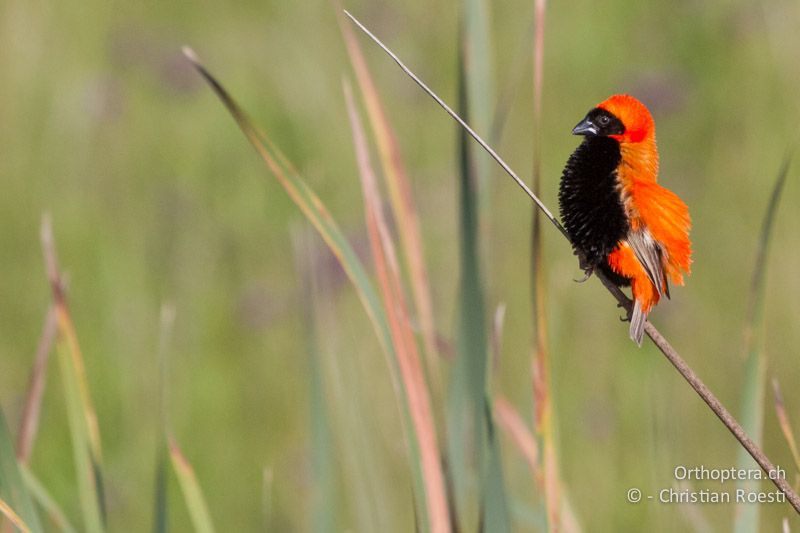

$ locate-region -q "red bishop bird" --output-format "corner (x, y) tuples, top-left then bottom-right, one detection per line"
(558, 94), (692, 345)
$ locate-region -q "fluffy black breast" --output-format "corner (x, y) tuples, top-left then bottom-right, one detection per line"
(558, 137), (630, 281)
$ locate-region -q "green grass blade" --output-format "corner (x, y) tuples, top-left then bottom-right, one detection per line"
(734, 155), (791, 532)
(19, 465), (77, 533)
(291, 227), (337, 533)
(0, 408), (43, 533)
(482, 401), (511, 533)
(446, 33), (510, 531)
(446, 39), (487, 530)
(54, 338), (105, 533)
(733, 349), (766, 532)
(153, 304), (175, 533)
(307, 317), (336, 533)
(743, 155), (791, 348)
(462, 0), (495, 215)
(152, 452), (168, 533)
(169, 439), (215, 533)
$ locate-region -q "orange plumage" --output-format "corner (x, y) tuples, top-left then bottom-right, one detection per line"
(559, 94), (691, 344)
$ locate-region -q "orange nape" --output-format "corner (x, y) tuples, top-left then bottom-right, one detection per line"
(597, 94), (655, 144)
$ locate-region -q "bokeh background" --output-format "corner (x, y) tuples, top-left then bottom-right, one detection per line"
(2, 0), (800, 530)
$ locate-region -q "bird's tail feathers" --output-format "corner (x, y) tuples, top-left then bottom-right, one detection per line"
(629, 300), (647, 346)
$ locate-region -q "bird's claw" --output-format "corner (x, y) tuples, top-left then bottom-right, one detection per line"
(573, 267), (593, 283)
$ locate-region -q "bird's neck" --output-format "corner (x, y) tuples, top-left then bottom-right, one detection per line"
(618, 135), (659, 184)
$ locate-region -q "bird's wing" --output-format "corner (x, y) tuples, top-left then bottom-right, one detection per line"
(632, 181), (692, 283)
(627, 228), (668, 298)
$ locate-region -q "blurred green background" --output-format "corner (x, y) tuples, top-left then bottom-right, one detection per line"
(2, 0), (800, 530)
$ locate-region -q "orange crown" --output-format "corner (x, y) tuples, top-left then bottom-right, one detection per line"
(597, 94), (655, 143)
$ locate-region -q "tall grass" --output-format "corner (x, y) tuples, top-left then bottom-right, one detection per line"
(1, 3), (799, 532)
(181, 47), (454, 531)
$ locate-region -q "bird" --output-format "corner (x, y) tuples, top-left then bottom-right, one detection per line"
(558, 94), (691, 345)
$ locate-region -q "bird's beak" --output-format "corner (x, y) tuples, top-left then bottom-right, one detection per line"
(572, 117), (599, 136)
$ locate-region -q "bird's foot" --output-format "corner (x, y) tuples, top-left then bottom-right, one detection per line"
(617, 302), (632, 322)
(573, 267), (593, 283)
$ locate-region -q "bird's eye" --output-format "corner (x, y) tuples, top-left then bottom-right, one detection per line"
(598, 115), (611, 126)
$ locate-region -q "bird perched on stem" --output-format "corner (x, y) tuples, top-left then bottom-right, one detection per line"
(559, 94), (691, 345)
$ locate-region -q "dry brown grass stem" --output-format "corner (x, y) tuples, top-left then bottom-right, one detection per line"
(16, 305), (57, 463)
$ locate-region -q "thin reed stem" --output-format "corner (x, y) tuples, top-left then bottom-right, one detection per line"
(344, 11), (567, 241)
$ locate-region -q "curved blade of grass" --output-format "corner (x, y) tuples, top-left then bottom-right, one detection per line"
(735, 155), (791, 532)
(345, 80), (451, 533)
(168, 438), (215, 533)
(335, 4), (442, 398)
(182, 47), (399, 373)
(742, 155), (791, 352)
(19, 465), (77, 533)
(0, 409), (42, 533)
(40, 216), (105, 533)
